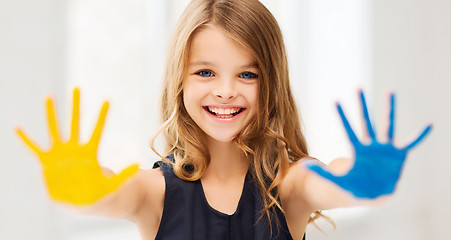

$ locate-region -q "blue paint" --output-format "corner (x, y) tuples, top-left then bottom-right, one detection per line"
(305, 91), (432, 199)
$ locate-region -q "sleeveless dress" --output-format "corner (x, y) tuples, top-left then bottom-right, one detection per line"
(153, 159), (306, 240)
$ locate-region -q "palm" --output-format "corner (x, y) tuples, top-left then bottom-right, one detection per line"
(16, 88), (138, 205)
(306, 91), (432, 199)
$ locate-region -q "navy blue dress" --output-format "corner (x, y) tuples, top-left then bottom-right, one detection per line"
(153, 160), (306, 240)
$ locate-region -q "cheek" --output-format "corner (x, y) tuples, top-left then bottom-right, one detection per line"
(182, 88), (195, 112)
(182, 93), (198, 125)
(182, 80), (204, 113)
(246, 84), (259, 109)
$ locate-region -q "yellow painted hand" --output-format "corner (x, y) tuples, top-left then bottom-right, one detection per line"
(16, 88), (139, 206)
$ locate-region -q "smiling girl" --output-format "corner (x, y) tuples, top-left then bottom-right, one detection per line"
(16, 0), (432, 239)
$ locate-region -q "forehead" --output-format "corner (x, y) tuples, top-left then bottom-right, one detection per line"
(188, 25), (256, 68)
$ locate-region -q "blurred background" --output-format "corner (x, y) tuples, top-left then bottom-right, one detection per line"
(0, 0), (449, 239)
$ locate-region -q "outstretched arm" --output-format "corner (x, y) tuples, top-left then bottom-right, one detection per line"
(16, 88), (163, 219)
(293, 91), (432, 211)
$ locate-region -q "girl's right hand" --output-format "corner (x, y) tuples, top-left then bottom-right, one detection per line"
(16, 88), (139, 206)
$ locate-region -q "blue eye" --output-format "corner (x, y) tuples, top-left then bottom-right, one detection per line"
(196, 70), (214, 77)
(239, 72), (258, 79)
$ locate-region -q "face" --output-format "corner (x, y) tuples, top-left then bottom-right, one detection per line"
(183, 25), (259, 144)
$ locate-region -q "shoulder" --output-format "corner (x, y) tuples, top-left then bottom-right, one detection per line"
(128, 167), (165, 222)
(279, 158), (313, 199)
(124, 167), (166, 238)
(278, 158), (317, 238)
(140, 166), (166, 200)
(139, 167), (165, 189)
(279, 158), (317, 211)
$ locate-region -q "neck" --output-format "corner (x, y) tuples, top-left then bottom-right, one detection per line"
(203, 137), (249, 182)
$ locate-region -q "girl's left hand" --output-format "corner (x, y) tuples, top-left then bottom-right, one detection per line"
(305, 90), (432, 199)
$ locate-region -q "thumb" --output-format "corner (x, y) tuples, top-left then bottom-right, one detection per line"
(304, 162), (341, 185)
(112, 164), (140, 187)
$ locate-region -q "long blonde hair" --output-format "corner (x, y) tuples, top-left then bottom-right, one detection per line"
(151, 0), (323, 228)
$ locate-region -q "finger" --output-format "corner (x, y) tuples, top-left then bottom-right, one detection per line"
(88, 101), (109, 148)
(403, 124), (433, 150)
(46, 97), (62, 143)
(359, 90), (376, 140)
(112, 164), (140, 187)
(304, 162), (341, 185)
(16, 128), (44, 156)
(387, 93), (395, 142)
(70, 88), (80, 142)
(336, 103), (360, 145)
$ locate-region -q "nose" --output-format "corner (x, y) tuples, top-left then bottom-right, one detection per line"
(212, 76), (236, 100)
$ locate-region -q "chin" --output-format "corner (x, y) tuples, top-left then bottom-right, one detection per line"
(210, 136), (236, 143)
(206, 131), (239, 143)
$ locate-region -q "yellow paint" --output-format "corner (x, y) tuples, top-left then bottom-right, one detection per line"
(16, 88), (139, 205)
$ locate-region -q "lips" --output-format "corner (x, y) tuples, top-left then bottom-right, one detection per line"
(203, 106), (245, 119)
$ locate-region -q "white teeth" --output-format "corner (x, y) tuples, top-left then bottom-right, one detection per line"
(207, 107), (240, 115)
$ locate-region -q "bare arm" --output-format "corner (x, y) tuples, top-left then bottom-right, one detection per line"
(287, 158), (385, 212)
(73, 168), (165, 220)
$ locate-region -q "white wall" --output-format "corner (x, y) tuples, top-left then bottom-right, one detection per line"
(0, 0), (144, 239)
(0, 0), (65, 240)
(0, 0), (66, 239)
(370, 0), (451, 238)
(307, 0), (451, 239)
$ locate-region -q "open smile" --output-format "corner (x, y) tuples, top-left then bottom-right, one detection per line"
(202, 106), (245, 119)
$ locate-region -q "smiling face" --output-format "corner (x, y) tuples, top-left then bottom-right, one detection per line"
(183, 25), (259, 144)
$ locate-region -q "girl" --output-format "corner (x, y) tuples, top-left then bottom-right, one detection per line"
(16, 0), (432, 239)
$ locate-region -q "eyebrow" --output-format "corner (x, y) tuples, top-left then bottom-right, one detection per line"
(189, 61), (258, 68)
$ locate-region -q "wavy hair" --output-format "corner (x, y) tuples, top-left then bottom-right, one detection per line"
(151, 0), (325, 230)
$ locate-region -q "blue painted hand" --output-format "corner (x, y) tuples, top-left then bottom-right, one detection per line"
(305, 90), (432, 199)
